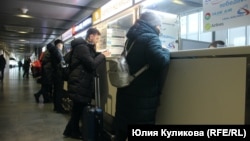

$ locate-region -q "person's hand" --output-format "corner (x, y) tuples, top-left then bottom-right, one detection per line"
(102, 50), (111, 57)
(60, 61), (67, 68)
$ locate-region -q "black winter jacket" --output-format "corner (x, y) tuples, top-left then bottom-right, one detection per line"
(41, 43), (63, 85)
(47, 43), (64, 84)
(65, 37), (105, 103)
(41, 50), (53, 84)
(115, 20), (170, 124)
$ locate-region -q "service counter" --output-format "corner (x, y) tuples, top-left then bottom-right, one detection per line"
(155, 46), (250, 125)
(65, 46), (250, 124)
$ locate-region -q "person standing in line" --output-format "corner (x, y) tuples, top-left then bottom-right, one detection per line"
(0, 54), (6, 81)
(23, 57), (31, 78)
(63, 28), (110, 139)
(34, 50), (52, 103)
(47, 39), (67, 113)
(208, 40), (225, 48)
(114, 12), (170, 141)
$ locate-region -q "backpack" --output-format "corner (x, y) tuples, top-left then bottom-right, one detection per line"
(61, 49), (77, 81)
(107, 40), (149, 88)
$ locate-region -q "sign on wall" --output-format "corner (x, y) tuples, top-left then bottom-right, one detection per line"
(72, 17), (92, 35)
(61, 28), (72, 41)
(101, 0), (133, 21)
(203, 0), (250, 32)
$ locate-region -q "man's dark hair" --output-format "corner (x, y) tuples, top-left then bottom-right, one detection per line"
(86, 28), (101, 40)
(208, 40), (225, 48)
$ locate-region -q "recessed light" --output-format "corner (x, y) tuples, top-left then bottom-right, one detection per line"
(16, 14), (33, 18)
(18, 31), (28, 34)
(173, 0), (184, 5)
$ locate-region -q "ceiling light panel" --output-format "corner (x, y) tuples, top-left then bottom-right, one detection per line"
(5, 25), (34, 33)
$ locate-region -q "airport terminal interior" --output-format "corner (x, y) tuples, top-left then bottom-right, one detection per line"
(1, 0), (250, 140)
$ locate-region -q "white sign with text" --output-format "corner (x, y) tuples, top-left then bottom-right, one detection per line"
(203, 0), (250, 32)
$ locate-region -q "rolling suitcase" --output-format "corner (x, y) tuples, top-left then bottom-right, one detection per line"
(82, 75), (103, 141)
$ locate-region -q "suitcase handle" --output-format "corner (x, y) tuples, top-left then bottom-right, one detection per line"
(94, 75), (101, 108)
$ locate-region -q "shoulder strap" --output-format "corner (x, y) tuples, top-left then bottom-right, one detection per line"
(133, 64), (149, 77)
(123, 40), (135, 57)
(123, 39), (149, 78)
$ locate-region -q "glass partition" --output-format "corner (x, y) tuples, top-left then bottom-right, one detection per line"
(94, 12), (134, 56)
(140, 0), (250, 50)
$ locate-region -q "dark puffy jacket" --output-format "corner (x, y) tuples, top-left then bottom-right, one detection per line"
(115, 20), (170, 124)
(41, 44), (63, 85)
(65, 37), (105, 103)
(47, 43), (64, 83)
(41, 50), (53, 84)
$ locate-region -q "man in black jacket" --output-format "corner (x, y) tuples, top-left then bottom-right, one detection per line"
(114, 12), (170, 141)
(63, 28), (109, 139)
(48, 39), (67, 113)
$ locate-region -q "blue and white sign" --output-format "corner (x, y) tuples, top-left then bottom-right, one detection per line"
(203, 0), (250, 32)
(72, 17), (92, 35)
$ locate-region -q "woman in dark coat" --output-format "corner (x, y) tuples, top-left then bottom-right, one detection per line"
(34, 43), (62, 104)
(63, 28), (109, 139)
(114, 12), (170, 141)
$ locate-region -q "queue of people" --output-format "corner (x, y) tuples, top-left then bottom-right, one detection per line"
(30, 11), (170, 141)
(34, 39), (67, 114)
(62, 12), (169, 141)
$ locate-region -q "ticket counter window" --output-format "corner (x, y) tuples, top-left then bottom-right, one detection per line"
(106, 14), (134, 56)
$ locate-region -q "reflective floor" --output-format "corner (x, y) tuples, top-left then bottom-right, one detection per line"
(0, 68), (80, 141)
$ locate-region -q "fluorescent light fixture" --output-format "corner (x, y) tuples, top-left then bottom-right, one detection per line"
(142, 0), (164, 7)
(172, 0), (184, 5)
(16, 14), (33, 18)
(18, 31), (28, 34)
(19, 39), (26, 42)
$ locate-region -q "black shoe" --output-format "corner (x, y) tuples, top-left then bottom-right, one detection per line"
(43, 100), (52, 103)
(34, 94), (39, 103)
(63, 132), (70, 138)
(56, 109), (68, 114)
(70, 134), (83, 140)
(63, 133), (82, 140)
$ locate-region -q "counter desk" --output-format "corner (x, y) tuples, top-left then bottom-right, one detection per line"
(156, 46), (250, 124)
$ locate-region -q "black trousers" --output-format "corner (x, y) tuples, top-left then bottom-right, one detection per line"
(36, 83), (51, 102)
(0, 68), (4, 80)
(114, 117), (156, 141)
(53, 78), (64, 112)
(63, 101), (87, 135)
(23, 69), (29, 78)
(114, 117), (128, 141)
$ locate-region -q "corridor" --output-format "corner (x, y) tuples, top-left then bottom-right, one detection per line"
(0, 68), (79, 141)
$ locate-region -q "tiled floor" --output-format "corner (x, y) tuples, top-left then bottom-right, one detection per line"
(0, 68), (80, 141)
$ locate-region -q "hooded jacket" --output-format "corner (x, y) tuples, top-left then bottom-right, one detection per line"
(65, 37), (105, 103)
(41, 43), (63, 85)
(115, 19), (170, 124)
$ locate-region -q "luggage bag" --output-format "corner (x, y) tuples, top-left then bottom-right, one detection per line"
(82, 75), (103, 141)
